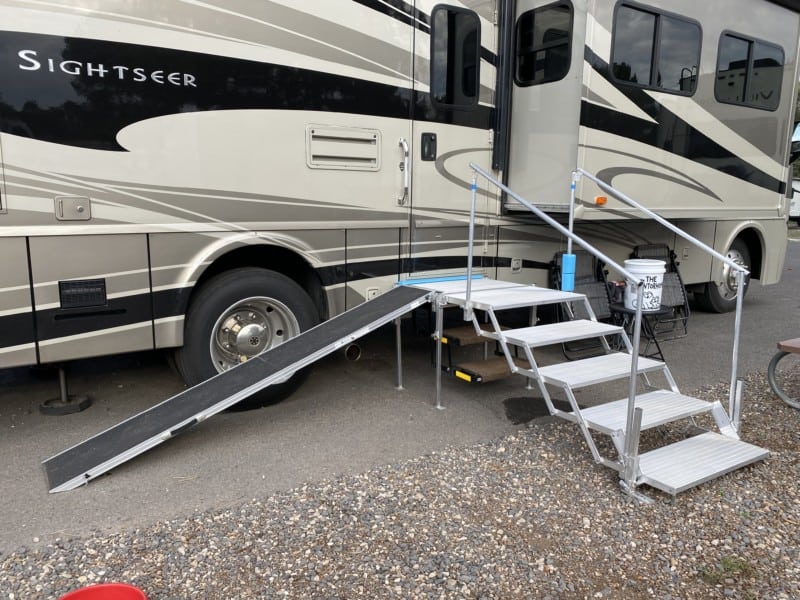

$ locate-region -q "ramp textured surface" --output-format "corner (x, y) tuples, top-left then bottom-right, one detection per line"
(43, 286), (430, 492)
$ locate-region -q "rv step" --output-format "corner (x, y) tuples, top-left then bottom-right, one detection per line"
(453, 356), (528, 383)
(638, 431), (769, 495)
(444, 286), (584, 311)
(579, 390), (713, 435)
(503, 319), (623, 348)
(537, 352), (664, 388)
(408, 277), (521, 295)
(442, 324), (508, 346)
(42, 285), (432, 493)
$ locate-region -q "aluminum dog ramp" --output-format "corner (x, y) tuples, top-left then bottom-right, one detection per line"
(43, 285), (431, 493)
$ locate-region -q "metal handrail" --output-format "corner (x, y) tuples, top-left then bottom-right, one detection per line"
(576, 168), (748, 274)
(574, 168), (747, 429)
(467, 162), (648, 492)
(467, 164), (644, 289)
(466, 162), (751, 496)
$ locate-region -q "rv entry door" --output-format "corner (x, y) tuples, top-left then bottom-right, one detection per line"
(505, 0), (585, 212)
(407, 3), (496, 278)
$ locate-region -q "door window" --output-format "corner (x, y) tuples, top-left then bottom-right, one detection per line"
(515, 1), (573, 86)
(430, 6), (480, 107)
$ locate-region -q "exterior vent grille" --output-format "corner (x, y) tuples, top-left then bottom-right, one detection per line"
(306, 125), (381, 171)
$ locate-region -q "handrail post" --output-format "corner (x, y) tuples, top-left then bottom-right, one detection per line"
(622, 407), (643, 488)
(623, 284), (644, 486)
(730, 269), (746, 431)
(464, 172), (478, 321)
(568, 171), (579, 255)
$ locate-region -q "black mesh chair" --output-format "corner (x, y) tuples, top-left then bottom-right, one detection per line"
(631, 244), (690, 340)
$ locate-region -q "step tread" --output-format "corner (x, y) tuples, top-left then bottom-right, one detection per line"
(503, 320), (623, 347)
(580, 390), (713, 434)
(638, 431), (769, 495)
(445, 287), (585, 311)
(409, 278), (521, 294)
(537, 352), (664, 388)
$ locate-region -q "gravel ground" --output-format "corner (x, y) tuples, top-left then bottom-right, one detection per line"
(1, 370), (798, 599)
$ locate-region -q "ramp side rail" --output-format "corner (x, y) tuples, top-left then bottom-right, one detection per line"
(573, 168), (749, 431)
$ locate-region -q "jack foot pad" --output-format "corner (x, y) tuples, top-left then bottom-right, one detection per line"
(40, 395), (92, 416)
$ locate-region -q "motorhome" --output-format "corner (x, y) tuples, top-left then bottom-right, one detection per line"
(1, 0), (798, 404)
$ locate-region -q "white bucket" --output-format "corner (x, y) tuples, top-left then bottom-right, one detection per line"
(624, 259), (666, 311)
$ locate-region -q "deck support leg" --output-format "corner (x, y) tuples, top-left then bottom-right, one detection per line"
(434, 294), (446, 410)
(395, 317), (404, 390)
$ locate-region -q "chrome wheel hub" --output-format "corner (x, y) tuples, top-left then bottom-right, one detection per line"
(720, 248), (748, 300)
(210, 297), (299, 373)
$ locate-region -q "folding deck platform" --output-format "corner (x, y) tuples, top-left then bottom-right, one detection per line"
(43, 285), (431, 493)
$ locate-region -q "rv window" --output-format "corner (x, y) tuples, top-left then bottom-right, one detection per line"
(715, 34), (784, 111)
(431, 6), (480, 106)
(514, 1), (573, 86)
(611, 5), (700, 95)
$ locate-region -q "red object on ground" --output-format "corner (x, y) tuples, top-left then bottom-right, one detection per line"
(58, 583), (147, 600)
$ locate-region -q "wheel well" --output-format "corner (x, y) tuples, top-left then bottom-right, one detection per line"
(736, 228), (762, 281)
(193, 246), (328, 320)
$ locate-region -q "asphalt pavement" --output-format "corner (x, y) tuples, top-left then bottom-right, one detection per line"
(1, 237), (799, 556)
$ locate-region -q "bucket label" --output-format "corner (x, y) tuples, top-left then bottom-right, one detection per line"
(624, 274), (664, 311)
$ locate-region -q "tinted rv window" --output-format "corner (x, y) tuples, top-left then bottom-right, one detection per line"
(514, 1), (573, 86)
(716, 34), (784, 111)
(431, 6), (480, 106)
(612, 5), (700, 95)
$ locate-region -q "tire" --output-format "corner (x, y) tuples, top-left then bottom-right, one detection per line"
(694, 238), (751, 313)
(173, 268), (320, 409)
(767, 351), (800, 409)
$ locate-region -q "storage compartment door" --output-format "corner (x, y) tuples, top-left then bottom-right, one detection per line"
(29, 234), (153, 363)
(0, 238), (36, 367)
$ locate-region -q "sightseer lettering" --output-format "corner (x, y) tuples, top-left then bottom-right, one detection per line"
(17, 49), (197, 87)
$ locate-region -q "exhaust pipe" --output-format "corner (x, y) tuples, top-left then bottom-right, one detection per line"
(342, 343), (361, 361)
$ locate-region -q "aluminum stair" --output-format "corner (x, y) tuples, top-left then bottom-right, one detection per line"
(579, 390), (713, 435)
(536, 352), (663, 387)
(415, 277), (768, 498)
(638, 432), (769, 495)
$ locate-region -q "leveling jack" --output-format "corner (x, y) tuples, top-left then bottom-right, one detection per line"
(39, 365), (92, 416)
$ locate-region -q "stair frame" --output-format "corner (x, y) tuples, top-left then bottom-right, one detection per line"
(422, 279), (765, 498)
(434, 285), (733, 479)
(418, 166), (760, 499)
